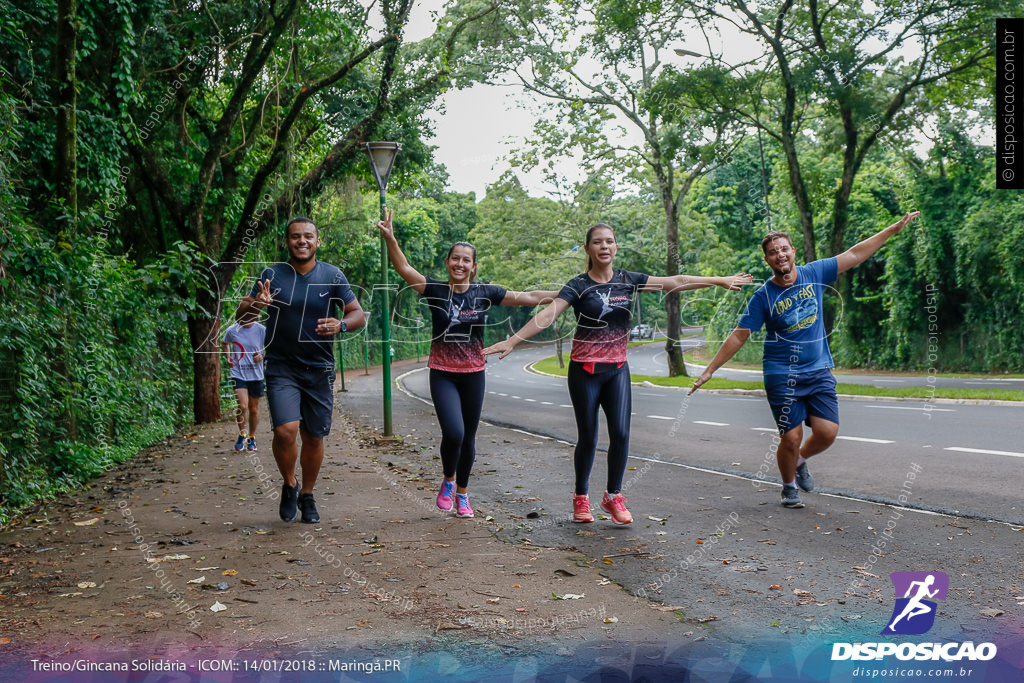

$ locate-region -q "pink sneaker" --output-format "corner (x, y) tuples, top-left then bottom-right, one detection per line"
(573, 494), (594, 523)
(436, 479), (455, 512)
(601, 491), (632, 525)
(455, 493), (474, 518)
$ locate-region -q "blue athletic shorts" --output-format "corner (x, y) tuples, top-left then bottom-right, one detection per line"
(232, 378), (265, 398)
(763, 368), (839, 435)
(264, 362), (336, 437)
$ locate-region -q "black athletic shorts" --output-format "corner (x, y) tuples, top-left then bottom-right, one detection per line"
(264, 362), (336, 437)
(231, 378), (265, 398)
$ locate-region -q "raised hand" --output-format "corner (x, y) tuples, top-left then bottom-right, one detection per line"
(893, 210), (921, 234)
(255, 279), (274, 307)
(376, 207), (394, 240)
(719, 272), (754, 291)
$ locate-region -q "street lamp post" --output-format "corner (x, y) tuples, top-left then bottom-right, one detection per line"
(365, 141), (402, 437)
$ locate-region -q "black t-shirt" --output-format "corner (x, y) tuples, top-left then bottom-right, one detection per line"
(421, 277), (507, 372)
(557, 270), (649, 363)
(249, 261), (356, 368)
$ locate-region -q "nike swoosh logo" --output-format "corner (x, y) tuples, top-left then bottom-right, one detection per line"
(319, 291), (330, 297)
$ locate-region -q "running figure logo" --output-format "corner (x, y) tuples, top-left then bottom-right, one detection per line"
(881, 571), (949, 635)
(446, 300), (464, 333)
(597, 289), (613, 319)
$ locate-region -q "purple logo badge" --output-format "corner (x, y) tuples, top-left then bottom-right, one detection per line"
(881, 571), (949, 635)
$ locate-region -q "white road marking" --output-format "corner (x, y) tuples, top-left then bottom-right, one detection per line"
(751, 427), (776, 432)
(511, 395), (521, 399)
(836, 436), (895, 444)
(866, 405), (955, 412)
(945, 447), (1024, 459)
(560, 404), (572, 408)
(524, 398), (536, 402)
(497, 393), (508, 397)
(541, 401), (553, 405)
(636, 392), (663, 397)
(693, 420), (729, 426)
(870, 379), (906, 384)
(723, 397), (759, 401)
(647, 415), (674, 421)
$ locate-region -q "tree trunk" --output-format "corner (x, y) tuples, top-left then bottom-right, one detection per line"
(780, 129), (816, 262)
(189, 289), (222, 423)
(55, 0), (77, 227)
(663, 189), (686, 377)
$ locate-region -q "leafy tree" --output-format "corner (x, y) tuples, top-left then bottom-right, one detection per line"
(492, 0), (743, 376)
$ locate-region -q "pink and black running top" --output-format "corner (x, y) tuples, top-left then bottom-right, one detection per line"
(557, 270), (649, 364)
(421, 277), (508, 373)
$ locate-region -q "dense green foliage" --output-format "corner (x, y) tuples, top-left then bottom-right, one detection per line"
(0, 229), (194, 522)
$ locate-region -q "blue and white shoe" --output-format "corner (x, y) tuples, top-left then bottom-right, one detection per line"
(781, 486), (805, 509)
(234, 434), (246, 452)
(795, 462), (815, 492)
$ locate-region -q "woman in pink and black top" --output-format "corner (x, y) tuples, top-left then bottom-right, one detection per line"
(378, 210), (557, 518)
(484, 223), (751, 525)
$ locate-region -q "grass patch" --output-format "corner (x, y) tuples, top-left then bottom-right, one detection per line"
(531, 356), (1024, 401)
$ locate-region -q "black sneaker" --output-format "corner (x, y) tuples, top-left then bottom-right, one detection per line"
(795, 462), (815, 492)
(298, 493), (320, 524)
(279, 482), (300, 522)
(781, 486), (805, 508)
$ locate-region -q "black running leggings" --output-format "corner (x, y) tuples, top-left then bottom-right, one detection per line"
(566, 361), (632, 496)
(429, 369), (486, 489)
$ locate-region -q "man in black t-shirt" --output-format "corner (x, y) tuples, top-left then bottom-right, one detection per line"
(236, 217), (365, 523)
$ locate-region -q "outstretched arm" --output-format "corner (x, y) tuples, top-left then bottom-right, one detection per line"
(836, 211), (920, 274)
(482, 297), (571, 359)
(376, 208), (427, 293)
(643, 272), (753, 293)
(500, 289), (561, 307)
(689, 327), (753, 395)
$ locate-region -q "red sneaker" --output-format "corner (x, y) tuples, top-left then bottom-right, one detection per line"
(601, 491), (633, 525)
(573, 494), (594, 523)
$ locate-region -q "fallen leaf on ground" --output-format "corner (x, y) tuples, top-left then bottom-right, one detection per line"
(77, 582), (97, 589)
(980, 608), (1005, 618)
(222, 569), (238, 576)
(648, 605), (685, 611)
(210, 602), (227, 612)
(73, 518), (99, 526)
(604, 617), (618, 623)
(186, 576), (205, 584)
(553, 593), (585, 600)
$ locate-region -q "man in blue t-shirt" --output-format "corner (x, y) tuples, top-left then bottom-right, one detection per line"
(236, 217), (366, 524)
(691, 211), (919, 509)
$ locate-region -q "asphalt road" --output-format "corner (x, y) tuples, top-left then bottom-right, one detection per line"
(400, 343), (1024, 525)
(391, 350), (1024, 646)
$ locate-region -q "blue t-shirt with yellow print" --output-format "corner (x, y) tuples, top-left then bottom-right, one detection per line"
(737, 257), (838, 376)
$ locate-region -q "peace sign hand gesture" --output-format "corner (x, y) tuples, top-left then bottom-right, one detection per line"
(376, 207), (395, 241)
(255, 279), (275, 308)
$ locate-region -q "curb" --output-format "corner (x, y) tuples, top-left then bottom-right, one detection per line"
(527, 359), (1024, 406)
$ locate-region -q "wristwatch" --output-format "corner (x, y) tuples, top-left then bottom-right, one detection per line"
(339, 320), (347, 333)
